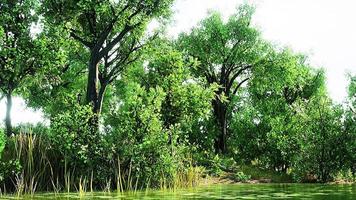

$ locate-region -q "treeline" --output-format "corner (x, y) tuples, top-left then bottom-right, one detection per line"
(0, 0), (355, 194)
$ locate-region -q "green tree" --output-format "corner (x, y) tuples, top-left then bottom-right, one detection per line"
(294, 96), (347, 182)
(177, 5), (265, 153)
(235, 48), (325, 171)
(0, 0), (41, 136)
(344, 75), (356, 175)
(41, 0), (174, 130)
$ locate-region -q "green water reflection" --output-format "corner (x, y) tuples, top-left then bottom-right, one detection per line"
(2, 184), (355, 199)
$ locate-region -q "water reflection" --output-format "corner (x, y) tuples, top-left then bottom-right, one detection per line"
(2, 184), (355, 200)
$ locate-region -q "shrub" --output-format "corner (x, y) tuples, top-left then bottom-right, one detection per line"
(234, 171), (251, 183)
(50, 101), (107, 179)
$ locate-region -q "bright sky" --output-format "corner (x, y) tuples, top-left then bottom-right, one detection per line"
(1, 0), (355, 125)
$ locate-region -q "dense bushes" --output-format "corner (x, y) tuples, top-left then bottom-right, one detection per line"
(50, 100), (104, 177)
(291, 98), (348, 182)
(103, 43), (215, 188)
(106, 83), (178, 188)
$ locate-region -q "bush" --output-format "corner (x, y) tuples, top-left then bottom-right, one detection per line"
(234, 172), (251, 183)
(50, 101), (107, 179)
(291, 99), (347, 182)
(106, 84), (184, 189)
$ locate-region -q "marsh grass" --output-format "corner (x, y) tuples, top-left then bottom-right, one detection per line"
(10, 132), (55, 195)
(0, 132), (203, 196)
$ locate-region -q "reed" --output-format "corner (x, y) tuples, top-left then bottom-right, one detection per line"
(1, 132), (204, 196)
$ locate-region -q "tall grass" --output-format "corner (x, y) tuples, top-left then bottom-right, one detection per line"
(10, 132), (57, 195)
(0, 132), (204, 196)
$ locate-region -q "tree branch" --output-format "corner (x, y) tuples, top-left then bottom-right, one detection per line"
(85, 11), (96, 37)
(70, 29), (93, 48)
(108, 54), (141, 84)
(232, 77), (249, 96)
(226, 64), (252, 93)
(98, 22), (141, 59)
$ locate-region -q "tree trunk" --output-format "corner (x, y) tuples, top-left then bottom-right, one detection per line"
(97, 83), (107, 115)
(213, 99), (228, 154)
(86, 52), (101, 133)
(5, 92), (12, 136)
(86, 54), (100, 113)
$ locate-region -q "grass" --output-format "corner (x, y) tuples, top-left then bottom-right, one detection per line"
(0, 132), (204, 196)
(1, 132), (301, 197)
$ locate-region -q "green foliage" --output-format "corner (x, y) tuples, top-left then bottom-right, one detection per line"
(234, 171), (251, 183)
(209, 155), (224, 176)
(177, 4), (265, 153)
(144, 40), (216, 149)
(291, 97), (348, 182)
(103, 40), (216, 188)
(344, 75), (356, 176)
(230, 95), (268, 163)
(237, 165), (292, 183)
(24, 25), (87, 116)
(50, 97), (104, 175)
(107, 82), (173, 187)
(1, 1), (355, 195)
(232, 48), (326, 171)
(0, 129), (4, 159)
(0, 159), (21, 183)
(0, 0), (38, 82)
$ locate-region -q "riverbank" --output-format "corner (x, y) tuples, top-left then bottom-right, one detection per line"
(198, 164), (355, 186)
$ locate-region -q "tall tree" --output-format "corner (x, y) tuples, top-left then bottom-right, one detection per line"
(0, 0), (40, 136)
(41, 0), (174, 129)
(247, 49), (325, 171)
(177, 5), (265, 153)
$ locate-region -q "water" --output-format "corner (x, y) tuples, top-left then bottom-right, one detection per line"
(2, 184), (355, 199)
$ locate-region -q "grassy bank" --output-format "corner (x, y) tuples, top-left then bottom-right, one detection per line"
(1, 132), (354, 197)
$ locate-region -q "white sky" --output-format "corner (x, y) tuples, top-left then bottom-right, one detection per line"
(1, 0), (355, 125)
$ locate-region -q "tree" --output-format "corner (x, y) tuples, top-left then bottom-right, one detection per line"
(235, 48), (325, 170)
(344, 74), (356, 176)
(177, 5), (265, 153)
(294, 96), (347, 182)
(0, 0), (40, 136)
(41, 0), (174, 130)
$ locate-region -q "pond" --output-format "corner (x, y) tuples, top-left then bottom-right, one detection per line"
(2, 184), (355, 199)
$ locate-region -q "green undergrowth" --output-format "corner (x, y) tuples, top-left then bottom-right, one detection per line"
(236, 165), (292, 183)
(200, 155), (292, 183)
